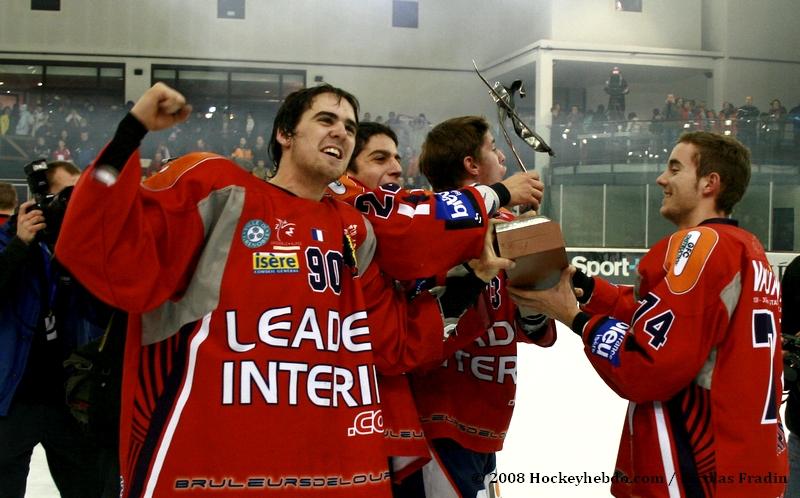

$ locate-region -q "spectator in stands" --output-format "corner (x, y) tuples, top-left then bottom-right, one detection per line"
(14, 104), (34, 136)
(74, 130), (98, 168)
(387, 111), (401, 129)
(706, 109), (719, 133)
(604, 66), (629, 122)
(648, 107), (665, 153)
(551, 104), (564, 127)
(217, 113), (233, 154)
(409, 114), (431, 151)
(231, 136), (253, 162)
(694, 102), (708, 130)
(720, 101), (737, 119)
(737, 96), (760, 147)
(0, 107), (10, 135)
(31, 105), (48, 137)
(679, 99), (693, 126)
(244, 112), (256, 138)
(592, 104), (608, 131)
(662, 94), (681, 147)
(565, 105), (584, 132)
(65, 108), (84, 135)
(0, 183), (16, 226)
(718, 102), (738, 137)
(251, 162), (269, 180)
(51, 139), (72, 162)
(33, 136), (51, 159)
(626, 112), (642, 134)
(58, 129), (72, 149)
(251, 135), (269, 170)
(83, 102), (97, 122)
(765, 98), (787, 157)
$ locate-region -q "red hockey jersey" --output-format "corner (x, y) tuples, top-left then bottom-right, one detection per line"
(327, 175), (445, 479)
(410, 210), (557, 454)
(581, 220), (787, 497)
(55, 152), (492, 498)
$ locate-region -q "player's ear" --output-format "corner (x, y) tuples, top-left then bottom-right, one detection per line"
(702, 172), (721, 196)
(463, 156), (479, 176)
(276, 129), (292, 148)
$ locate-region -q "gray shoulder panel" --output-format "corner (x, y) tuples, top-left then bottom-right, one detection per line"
(141, 185), (245, 344)
(356, 215), (376, 276)
(720, 271), (742, 320)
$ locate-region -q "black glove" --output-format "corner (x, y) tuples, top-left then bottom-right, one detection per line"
(571, 268), (594, 304)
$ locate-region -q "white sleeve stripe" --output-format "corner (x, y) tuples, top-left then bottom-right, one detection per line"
(397, 203), (430, 218)
(474, 184), (500, 217)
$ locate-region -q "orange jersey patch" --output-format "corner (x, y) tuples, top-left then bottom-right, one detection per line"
(325, 174), (367, 203)
(143, 152), (223, 191)
(663, 226), (719, 294)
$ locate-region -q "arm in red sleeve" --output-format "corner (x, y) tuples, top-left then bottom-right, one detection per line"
(578, 231), (734, 403)
(55, 149), (215, 313)
(358, 260), (445, 375)
(353, 184), (493, 280)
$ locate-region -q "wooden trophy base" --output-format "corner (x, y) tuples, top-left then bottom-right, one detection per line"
(495, 215), (568, 290)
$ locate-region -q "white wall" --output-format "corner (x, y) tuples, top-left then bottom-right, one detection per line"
(702, 0), (800, 108)
(726, 0), (798, 61)
(701, 0), (728, 52)
(3, 0), (797, 119)
(0, 0), (540, 121)
(0, 0), (541, 71)
(550, 0), (702, 50)
(300, 64), (490, 127)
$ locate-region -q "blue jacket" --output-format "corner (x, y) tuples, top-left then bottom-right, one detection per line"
(0, 223), (108, 415)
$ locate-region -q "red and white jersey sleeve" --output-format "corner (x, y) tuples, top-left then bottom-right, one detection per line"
(328, 176), (490, 280)
(56, 151), (212, 313)
(579, 222), (786, 497)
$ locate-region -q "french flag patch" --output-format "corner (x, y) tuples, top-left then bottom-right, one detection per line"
(311, 228), (324, 241)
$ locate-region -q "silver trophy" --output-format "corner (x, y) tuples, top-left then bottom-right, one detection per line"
(472, 60), (554, 172)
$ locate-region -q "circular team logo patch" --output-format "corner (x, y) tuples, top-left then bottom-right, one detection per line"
(241, 219), (271, 249)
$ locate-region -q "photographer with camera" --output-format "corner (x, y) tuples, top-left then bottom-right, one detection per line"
(784, 255), (800, 497)
(0, 160), (112, 498)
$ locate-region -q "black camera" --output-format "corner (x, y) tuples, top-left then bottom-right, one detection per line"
(23, 158), (73, 246)
(784, 334), (800, 385)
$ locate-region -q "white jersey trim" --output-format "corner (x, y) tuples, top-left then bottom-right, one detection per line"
(653, 401), (681, 498)
(144, 312), (212, 498)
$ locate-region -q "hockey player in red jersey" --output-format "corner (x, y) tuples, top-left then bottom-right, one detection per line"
(328, 121), (546, 489)
(388, 116), (558, 498)
(55, 83), (512, 498)
(509, 131), (788, 497)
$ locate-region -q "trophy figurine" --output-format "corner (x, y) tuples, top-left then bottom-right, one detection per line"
(473, 60), (566, 289)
